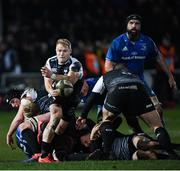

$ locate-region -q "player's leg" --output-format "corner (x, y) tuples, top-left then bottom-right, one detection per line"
(39, 104), (62, 162)
(15, 127), (33, 159)
(100, 86), (125, 159)
(53, 114), (77, 161)
(19, 120), (41, 156)
(150, 95), (164, 126)
(19, 117), (49, 163)
(140, 110), (179, 159)
(129, 84), (179, 159)
(124, 114), (144, 134)
(55, 119), (69, 135)
(99, 108), (116, 159)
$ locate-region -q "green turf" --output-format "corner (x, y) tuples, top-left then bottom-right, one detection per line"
(0, 106), (180, 170)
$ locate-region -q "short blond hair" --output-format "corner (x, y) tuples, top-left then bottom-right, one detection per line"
(56, 39), (72, 49)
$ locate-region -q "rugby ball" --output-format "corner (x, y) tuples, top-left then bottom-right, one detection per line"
(55, 80), (74, 97)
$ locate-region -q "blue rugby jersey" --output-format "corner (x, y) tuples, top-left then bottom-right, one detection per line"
(106, 33), (159, 80)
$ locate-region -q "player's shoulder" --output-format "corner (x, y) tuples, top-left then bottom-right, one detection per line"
(114, 33), (126, 41)
(21, 88), (38, 102)
(70, 56), (83, 68)
(140, 33), (154, 43)
(112, 33), (127, 46)
(70, 56), (81, 63)
(47, 55), (57, 62)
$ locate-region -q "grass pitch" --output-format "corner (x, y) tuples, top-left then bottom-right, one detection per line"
(0, 106), (180, 170)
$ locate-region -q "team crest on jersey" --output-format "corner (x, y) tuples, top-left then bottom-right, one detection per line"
(140, 44), (147, 51)
(64, 69), (68, 74)
(52, 68), (57, 72)
(122, 46), (128, 51)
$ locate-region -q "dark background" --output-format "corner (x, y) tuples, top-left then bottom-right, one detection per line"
(0, 0), (180, 109)
(0, 0), (180, 72)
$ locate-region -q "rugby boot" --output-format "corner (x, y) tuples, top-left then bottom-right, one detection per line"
(38, 154), (55, 163)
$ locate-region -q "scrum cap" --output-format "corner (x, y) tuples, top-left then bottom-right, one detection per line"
(4, 89), (23, 104)
(126, 14), (142, 24)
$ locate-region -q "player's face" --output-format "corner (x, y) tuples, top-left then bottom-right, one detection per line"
(80, 133), (91, 147)
(127, 19), (141, 37)
(10, 98), (21, 108)
(56, 43), (72, 64)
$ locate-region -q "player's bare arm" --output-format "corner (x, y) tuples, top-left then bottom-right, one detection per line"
(6, 104), (24, 148)
(105, 60), (116, 72)
(156, 51), (177, 90)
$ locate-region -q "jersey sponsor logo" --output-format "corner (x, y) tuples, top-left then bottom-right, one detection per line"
(121, 56), (146, 60)
(118, 85), (137, 90)
(105, 128), (113, 132)
(64, 69), (68, 74)
(52, 68), (57, 72)
(122, 46), (128, 51)
(146, 103), (153, 108)
(140, 44), (147, 51)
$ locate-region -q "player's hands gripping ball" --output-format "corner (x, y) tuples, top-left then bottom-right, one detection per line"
(55, 80), (74, 97)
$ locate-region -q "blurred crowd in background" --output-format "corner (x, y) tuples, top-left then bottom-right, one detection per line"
(0, 0), (180, 107)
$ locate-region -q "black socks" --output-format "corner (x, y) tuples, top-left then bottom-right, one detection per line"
(100, 121), (114, 154)
(21, 128), (40, 154)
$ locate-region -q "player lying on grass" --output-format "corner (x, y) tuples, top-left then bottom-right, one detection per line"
(62, 117), (175, 161)
(80, 121), (173, 160)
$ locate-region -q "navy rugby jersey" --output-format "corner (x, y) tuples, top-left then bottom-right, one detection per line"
(45, 55), (84, 96)
(21, 88), (50, 114)
(103, 69), (144, 92)
(106, 33), (159, 80)
(46, 56), (83, 79)
(112, 136), (132, 160)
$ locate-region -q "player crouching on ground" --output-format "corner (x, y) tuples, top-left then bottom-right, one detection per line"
(5, 88), (51, 159)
